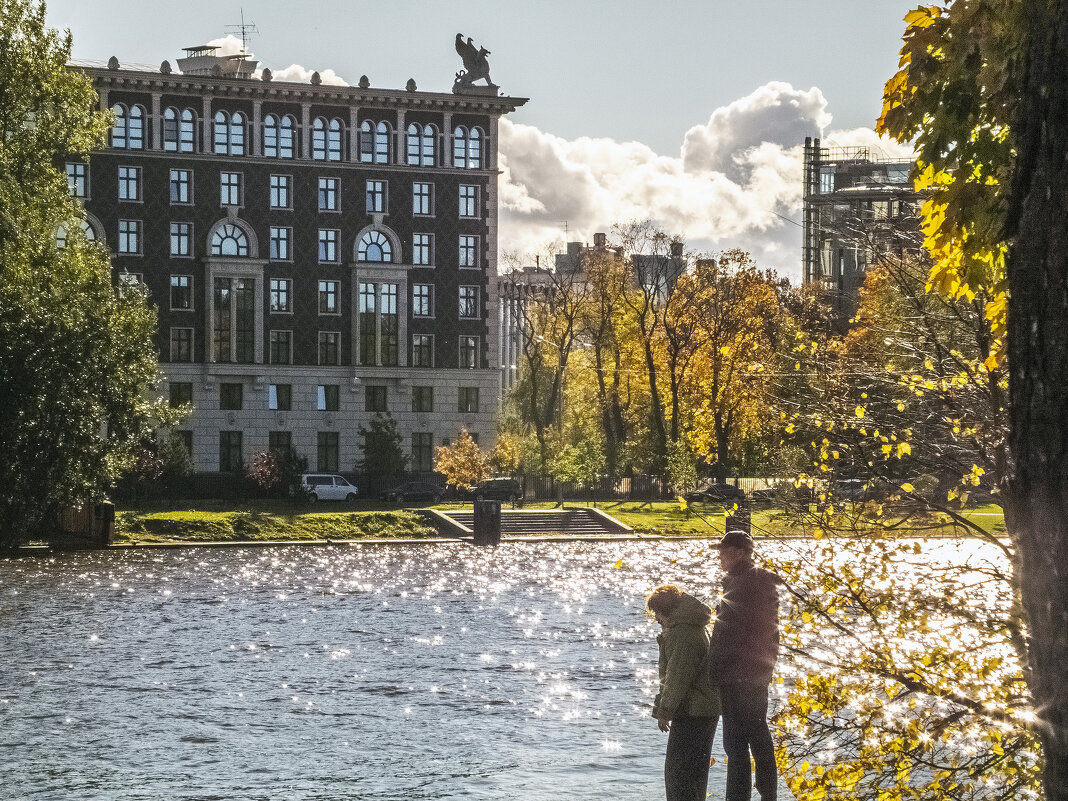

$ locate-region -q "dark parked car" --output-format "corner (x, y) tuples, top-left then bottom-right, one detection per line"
(380, 481), (443, 504)
(685, 482), (747, 504)
(465, 477), (522, 502)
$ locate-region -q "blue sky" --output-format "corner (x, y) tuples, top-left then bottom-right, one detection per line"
(47, 0), (920, 279)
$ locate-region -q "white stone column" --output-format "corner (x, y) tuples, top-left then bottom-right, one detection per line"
(151, 92), (162, 150)
(201, 96), (212, 153)
(301, 103), (311, 159)
(251, 100), (262, 157)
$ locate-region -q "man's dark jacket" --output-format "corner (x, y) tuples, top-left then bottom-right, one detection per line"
(709, 558), (780, 686)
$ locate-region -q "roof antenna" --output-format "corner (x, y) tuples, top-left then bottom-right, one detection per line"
(225, 9), (258, 54)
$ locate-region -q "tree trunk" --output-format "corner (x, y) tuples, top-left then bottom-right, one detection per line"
(1006, 3), (1068, 796)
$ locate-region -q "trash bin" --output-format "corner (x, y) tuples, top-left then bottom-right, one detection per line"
(473, 499), (502, 546)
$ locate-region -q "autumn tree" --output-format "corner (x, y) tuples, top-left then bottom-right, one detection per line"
(434, 428), (489, 493)
(876, 3), (1068, 796)
(0, 0), (162, 546)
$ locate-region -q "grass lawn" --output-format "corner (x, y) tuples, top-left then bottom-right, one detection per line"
(111, 499), (1007, 544)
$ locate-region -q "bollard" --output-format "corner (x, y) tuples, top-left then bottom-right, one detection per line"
(472, 499), (502, 546)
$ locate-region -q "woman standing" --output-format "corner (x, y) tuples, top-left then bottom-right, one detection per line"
(647, 584), (720, 801)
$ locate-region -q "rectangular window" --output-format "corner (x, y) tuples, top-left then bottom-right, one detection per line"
(459, 335), (479, 369)
(318, 177), (339, 212)
(270, 226), (291, 260)
(317, 432), (340, 472)
(412, 233), (432, 266)
(381, 283), (398, 367)
(169, 381), (193, 408)
(170, 275), (192, 310)
(365, 385), (387, 413)
(317, 384), (339, 412)
(219, 382), (243, 410)
(118, 219), (141, 254)
(459, 235), (478, 269)
(318, 331), (340, 365)
(412, 181), (433, 216)
(412, 284), (433, 317)
(118, 166), (141, 201)
(268, 430), (292, 454)
(412, 432), (433, 473)
(268, 383), (292, 411)
(458, 285), (479, 319)
(170, 222), (192, 257)
(220, 172), (242, 206)
(459, 184), (478, 218)
(318, 280), (339, 315)
(270, 174), (291, 209)
(412, 386), (434, 413)
(270, 278), (292, 313)
(366, 180), (385, 213)
(169, 168), (191, 204)
(412, 334), (434, 367)
(212, 277), (255, 364)
(66, 163), (87, 198)
(458, 387), (480, 413)
(269, 330), (292, 364)
(219, 430), (242, 473)
(174, 430), (193, 458)
(359, 282), (377, 366)
(318, 229), (339, 263)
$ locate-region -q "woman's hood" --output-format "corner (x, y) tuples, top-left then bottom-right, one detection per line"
(666, 593), (712, 628)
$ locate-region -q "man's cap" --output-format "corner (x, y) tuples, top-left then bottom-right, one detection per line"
(718, 530), (754, 551)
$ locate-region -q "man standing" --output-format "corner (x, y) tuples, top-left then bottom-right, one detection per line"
(710, 530), (780, 801)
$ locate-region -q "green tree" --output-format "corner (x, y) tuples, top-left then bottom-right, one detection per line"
(878, 4), (1068, 795)
(358, 414), (408, 494)
(0, 0), (161, 546)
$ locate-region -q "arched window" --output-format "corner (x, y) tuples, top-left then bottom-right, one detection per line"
(357, 230), (392, 263)
(263, 113), (279, 157)
(278, 115), (295, 159)
(164, 108), (196, 152)
(128, 105), (144, 150)
(56, 219), (97, 249)
(453, 126), (483, 168)
(211, 223), (249, 257)
(213, 111), (246, 155)
(111, 104), (127, 149)
(312, 117), (326, 160)
(407, 123), (436, 166)
(311, 117), (342, 160)
(327, 118), (343, 161)
(360, 120), (391, 163)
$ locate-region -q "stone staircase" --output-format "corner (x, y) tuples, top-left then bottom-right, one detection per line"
(427, 507), (632, 538)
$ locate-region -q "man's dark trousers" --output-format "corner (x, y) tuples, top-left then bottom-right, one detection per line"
(664, 715), (718, 801)
(720, 682), (776, 801)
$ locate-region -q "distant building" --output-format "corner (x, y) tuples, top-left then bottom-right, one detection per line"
(70, 44), (526, 475)
(801, 136), (922, 320)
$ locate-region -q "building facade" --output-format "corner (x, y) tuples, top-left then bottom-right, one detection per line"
(71, 46), (526, 475)
(801, 136), (921, 320)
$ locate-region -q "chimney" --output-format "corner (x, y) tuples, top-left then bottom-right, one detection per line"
(593, 232), (606, 248)
(670, 241), (683, 258)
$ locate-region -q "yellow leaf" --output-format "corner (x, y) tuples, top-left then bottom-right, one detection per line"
(901, 482), (915, 493)
(855, 406), (866, 418)
(613, 559), (623, 569)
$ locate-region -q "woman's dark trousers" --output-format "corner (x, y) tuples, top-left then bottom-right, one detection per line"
(720, 683), (776, 801)
(664, 715), (718, 801)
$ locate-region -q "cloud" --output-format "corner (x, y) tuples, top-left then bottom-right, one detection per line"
(205, 35), (349, 86)
(498, 81), (914, 282)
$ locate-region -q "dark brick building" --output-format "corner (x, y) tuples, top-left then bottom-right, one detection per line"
(70, 46), (526, 475)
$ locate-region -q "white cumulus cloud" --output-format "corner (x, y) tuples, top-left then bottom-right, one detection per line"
(205, 35), (349, 86)
(498, 81), (914, 282)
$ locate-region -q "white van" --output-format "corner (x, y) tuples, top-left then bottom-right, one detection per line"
(300, 474), (358, 502)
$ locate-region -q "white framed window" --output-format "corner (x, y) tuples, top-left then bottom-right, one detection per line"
(319, 177), (339, 212)
(458, 285), (479, 319)
(318, 331), (341, 365)
(412, 334), (434, 367)
(263, 114), (296, 159)
(406, 123), (436, 166)
(318, 229), (339, 263)
(366, 180), (386, 213)
(170, 275), (193, 310)
(412, 182), (433, 216)
(412, 233), (433, 266)
(169, 168), (192, 204)
(220, 172), (242, 206)
(164, 107), (196, 152)
(269, 330), (292, 365)
(459, 335), (479, 369)
(269, 278), (292, 313)
(358, 282), (400, 366)
(459, 235), (478, 269)
(357, 230), (392, 263)
(452, 126), (482, 168)
(170, 222), (192, 257)
(118, 166), (141, 201)
(459, 184), (478, 218)
(118, 219), (141, 254)
(213, 111), (246, 156)
(318, 279), (340, 315)
(270, 174), (291, 209)
(170, 327), (194, 362)
(312, 117), (344, 161)
(210, 223), (248, 257)
(110, 104), (144, 150)
(412, 283), (433, 317)
(359, 120), (391, 163)
(269, 226), (291, 261)
(66, 163), (87, 198)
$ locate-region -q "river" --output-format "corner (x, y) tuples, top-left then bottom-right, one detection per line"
(0, 538), (1003, 800)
